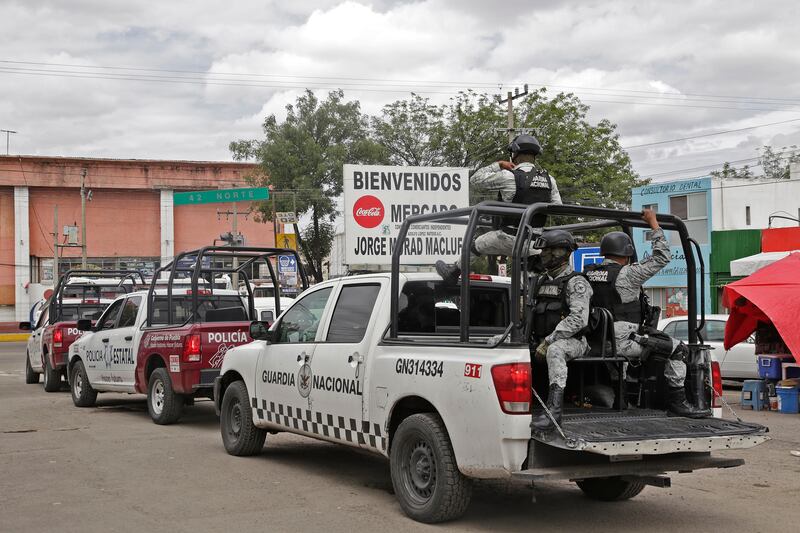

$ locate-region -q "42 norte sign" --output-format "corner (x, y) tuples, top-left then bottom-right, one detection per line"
(174, 187), (269, 206)
(343, 164), (469, 265)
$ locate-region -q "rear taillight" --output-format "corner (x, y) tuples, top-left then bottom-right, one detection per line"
(53, 327), (64, 346)
(711, 361), (723, 408)
(182, 334), (202, 362)
(468, 274), (492, 281)
(491, 363), (531, 414)
(186, 289), (212, 296)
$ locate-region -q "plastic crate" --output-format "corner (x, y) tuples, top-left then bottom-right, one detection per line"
(758, 354), (794, 380)
(776, 386), (800, 414)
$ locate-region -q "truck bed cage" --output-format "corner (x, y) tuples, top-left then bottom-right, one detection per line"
(390, 201), (701, 345)
(145, 246), (309, 327)
(49, 269), (146, 325)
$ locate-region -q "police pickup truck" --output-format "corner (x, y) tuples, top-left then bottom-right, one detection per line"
(20, 270), (143, 392)
(214, 203), (768, 523)
(68, 246), (305, 424)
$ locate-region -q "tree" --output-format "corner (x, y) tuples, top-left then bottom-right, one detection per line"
(372, 89), (644, 208)
(230, 89), (384, 282)
(711, 145), (800, 181)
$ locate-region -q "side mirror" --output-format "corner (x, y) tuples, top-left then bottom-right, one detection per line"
(249, 321), (273, 342)
(18, 321), (31, 331)
(77, 319), (93, 332)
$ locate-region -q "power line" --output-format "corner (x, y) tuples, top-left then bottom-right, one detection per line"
(623, 118), (800, 149)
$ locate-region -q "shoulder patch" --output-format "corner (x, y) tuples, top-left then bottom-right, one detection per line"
(569, 276), (590, 295)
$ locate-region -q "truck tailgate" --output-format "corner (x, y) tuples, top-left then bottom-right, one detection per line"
(533, 409), (768, 455)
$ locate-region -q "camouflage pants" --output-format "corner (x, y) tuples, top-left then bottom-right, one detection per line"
(545, 337), (590, 388)
(473, 229), (540, 258)
(613, 322), (686, 388)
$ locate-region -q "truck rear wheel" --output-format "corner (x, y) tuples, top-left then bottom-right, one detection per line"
(70, 360), (97, 407)
(43, 357), (61, 392)
(25, 354), (40, 384)
(576, 476), (646, 501)
(220, 381), (266, 456)
(148, 368), (184, 425)
(390, 413), (472, 523)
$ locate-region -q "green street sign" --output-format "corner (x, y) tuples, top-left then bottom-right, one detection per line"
(173, 187), (269, 206)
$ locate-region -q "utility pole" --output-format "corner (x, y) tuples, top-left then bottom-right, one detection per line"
(232, 202), (239, 288)
(80, 168), (87, 268)
(496, 85), (529, 142)
(0, 129), (17, 155)
(487, 85), (530, 276)
(53, 206), (59, 283)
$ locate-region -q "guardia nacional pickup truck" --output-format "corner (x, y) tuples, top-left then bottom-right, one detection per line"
(214, 203), (768, 523)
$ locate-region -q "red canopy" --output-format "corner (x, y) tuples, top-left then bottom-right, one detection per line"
(723, 252), (800, 363)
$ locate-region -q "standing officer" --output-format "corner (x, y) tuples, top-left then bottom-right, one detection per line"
(435, 133), (562, 283)
(583, 209), (706, 418)
(528, 230), (592, 432)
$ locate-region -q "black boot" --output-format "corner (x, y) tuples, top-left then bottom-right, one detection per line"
(667, 387), (708, 418)
(435, 260), (461, 285)
(531, 385), (564, 432)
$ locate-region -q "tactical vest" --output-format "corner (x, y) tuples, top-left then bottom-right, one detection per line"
(500, 167), (552, 228)
(584, 263), (643, 324)
(531, 272), (581, 339)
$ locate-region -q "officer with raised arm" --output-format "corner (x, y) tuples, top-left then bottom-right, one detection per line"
(528, 230), (592, 432)
(583, 209), (707, 418)
(435, 134), (561, 283)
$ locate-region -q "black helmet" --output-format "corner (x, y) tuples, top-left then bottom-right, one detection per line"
(600, 231), (636, 257)
(532, 230), (578, 252)
(508, 134), (542, 158)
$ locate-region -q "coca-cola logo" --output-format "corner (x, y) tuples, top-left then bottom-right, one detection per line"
(353, 195), (384, 228)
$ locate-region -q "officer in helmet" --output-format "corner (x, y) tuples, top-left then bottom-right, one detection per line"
(528, 230), (592, 432)
(583, 209), (707, 418)
(435, 133), (562, 283)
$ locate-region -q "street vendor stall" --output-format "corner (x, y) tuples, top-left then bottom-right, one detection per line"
(723, 253), (800, 412)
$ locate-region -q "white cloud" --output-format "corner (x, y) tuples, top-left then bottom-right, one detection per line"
(0, 0), (798, 177)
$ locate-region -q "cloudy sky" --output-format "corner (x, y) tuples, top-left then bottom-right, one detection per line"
(1, 0), (799, 181)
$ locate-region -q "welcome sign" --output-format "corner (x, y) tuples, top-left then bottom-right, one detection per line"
(343, 164), (470, 265)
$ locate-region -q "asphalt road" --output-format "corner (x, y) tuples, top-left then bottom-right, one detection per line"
(2, 341), (799, 532)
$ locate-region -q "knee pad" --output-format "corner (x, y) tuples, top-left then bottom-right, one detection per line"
(470, 240), (482, 256)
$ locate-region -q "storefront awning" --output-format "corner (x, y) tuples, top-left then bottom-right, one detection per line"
(723, 253), (800, 362)
(729, 250), (800, 277)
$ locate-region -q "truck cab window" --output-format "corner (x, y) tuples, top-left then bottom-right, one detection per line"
(276, 288), (333, 343)
(98, 299), (124, 330)
(326, 284), (381, 342)
(118, 296), (142, 328)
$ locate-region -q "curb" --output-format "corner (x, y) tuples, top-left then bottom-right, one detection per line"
(0, 333), (29, 342)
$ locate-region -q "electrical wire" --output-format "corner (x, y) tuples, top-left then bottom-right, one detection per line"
(622, 118), (800, 149)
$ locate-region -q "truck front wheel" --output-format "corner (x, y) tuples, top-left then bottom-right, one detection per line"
(576, 476), (646, 501)
(42, 356), (61, 392)
(25, 354), (40, 384)
(148, 368), (184, 425)
(70, 360), (97, 407)
(220, 381), (266, 456)
(390, 413), (472, 523)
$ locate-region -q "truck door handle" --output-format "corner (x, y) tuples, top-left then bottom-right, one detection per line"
(125, 336), (133, 341)
(347, 353), (364, 364)
(297, 352), (309, 363)
(101, 338), (109, 343)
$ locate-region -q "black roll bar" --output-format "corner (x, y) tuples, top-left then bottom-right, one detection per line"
(389, 201), (699, 346)
(49, 269), (146, 325)
(146, 246), (308, 327)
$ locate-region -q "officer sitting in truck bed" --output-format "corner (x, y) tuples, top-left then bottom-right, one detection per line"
(583, 209), (707, 418)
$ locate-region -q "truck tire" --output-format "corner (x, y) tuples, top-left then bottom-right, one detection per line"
(220, 381), (266, 456)
(576, 476), (646, 501)
(390, 413), (472, 523)
(43, 356), (61, 392)
(25, 354), (40, 384)
(147, 368), (184, 425)
(70, 360), (97, 407)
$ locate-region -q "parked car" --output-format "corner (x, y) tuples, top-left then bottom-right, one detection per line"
(658, 314), (758, 379)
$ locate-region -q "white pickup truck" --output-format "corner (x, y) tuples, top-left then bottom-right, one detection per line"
(215, 270), (768, 523)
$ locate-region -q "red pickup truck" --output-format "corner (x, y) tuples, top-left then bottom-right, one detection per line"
(21, 271), (144, 392)
(67, 246), (306, 424)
